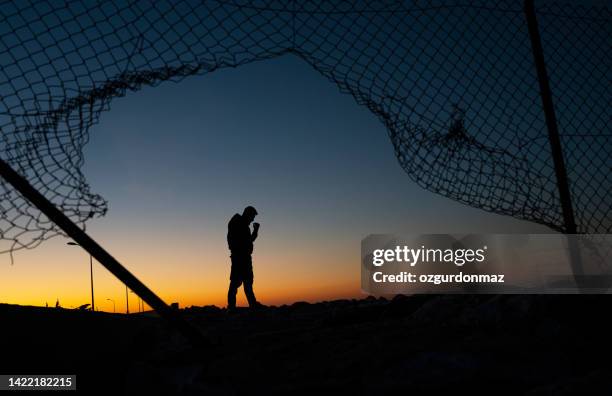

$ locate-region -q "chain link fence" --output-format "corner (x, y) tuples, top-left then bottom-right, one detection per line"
(0, 0), (610, 259)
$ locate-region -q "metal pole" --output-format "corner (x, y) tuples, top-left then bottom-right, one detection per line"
(524, 0), (577, 234)
(0, 157), (207, 347)
(524, 0), (583, 283)
(107, 298), (115, 313)
(90, 254), (94, 311)
(126, 286), (129, 314)
(130, 291), (143, 313)
(67, 241), (95, 311)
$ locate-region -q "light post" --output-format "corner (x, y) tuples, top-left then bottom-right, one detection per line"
(125, 285), (129, 314)
(130, 290), (143, 313)
(106, 298), (115, 313)
(67, 241), (94, 312)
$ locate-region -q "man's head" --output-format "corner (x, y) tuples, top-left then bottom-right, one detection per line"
(242, 205), (258, 224)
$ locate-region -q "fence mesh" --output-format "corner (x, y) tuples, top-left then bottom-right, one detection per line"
(0, 0), (610, 258)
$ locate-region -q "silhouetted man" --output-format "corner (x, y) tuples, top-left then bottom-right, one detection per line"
(227, 206), (262, 310)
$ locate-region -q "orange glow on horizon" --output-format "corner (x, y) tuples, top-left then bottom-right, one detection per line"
(0, 232), (364, 312)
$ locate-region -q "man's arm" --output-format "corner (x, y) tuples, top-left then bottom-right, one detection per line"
(251, 222), (260, 242)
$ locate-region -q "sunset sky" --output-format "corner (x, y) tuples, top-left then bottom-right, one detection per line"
(0, 55), (548, 312)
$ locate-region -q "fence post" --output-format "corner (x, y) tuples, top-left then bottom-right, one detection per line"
(524, 0), (583, 284)
(0, 157), (208, 347)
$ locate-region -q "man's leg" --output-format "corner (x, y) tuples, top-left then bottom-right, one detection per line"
(243, 279), (258, 307)
(227, 279), (242, 309)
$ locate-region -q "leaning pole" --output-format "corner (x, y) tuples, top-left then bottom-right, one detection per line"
(524, 0), (583, 286)
(0, 156), (207, 346)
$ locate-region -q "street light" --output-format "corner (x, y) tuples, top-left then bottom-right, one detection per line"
(130, 290), (143, 313)
(106, 298), (115, 313)
(67, 241), (94, 312)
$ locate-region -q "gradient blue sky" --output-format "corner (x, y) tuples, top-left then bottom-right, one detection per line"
(85, 53), (549, 237)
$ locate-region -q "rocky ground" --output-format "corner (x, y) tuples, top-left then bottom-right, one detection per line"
(2, 295), (612, 395)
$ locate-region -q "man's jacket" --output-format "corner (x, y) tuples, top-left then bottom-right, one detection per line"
(227, 213), (254, 255)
